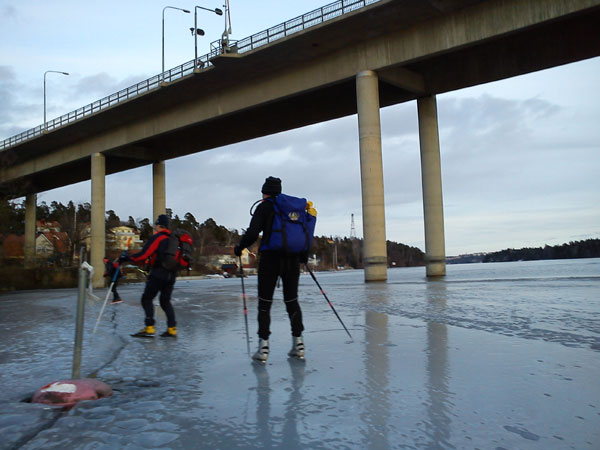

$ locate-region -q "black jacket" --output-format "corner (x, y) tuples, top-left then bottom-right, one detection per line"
(239, 200), (274, 251)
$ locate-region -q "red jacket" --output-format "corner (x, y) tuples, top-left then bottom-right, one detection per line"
(129, 230), (173, 277)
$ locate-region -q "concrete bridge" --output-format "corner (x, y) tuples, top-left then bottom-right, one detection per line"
(1, 0), (598, 287)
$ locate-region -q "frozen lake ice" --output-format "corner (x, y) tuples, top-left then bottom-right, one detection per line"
(0, 258), (598, 449)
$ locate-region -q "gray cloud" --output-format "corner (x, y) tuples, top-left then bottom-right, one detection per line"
(0, 66), (17, 123)
(444, 96), (598, 198)
(0, 69), (155, 141)
(0, 66), (40, 139)
(68, 73), (152, 103)
(0, 6), (17, 20)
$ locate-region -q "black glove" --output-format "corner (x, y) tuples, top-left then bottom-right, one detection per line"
(118, 252), (129, 263)
(234, 245), (242, 257)
(299, 251), (308, 264)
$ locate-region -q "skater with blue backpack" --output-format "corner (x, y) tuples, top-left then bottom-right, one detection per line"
(234, 176), (317, 363)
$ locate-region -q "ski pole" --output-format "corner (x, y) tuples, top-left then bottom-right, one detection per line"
(239, 256), (251, 355)
(134, 266), (149, 276)
(92, 263), (121, 335)
(306, 265), (353, 341)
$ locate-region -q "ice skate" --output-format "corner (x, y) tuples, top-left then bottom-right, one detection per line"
(288, 336), (305, 359)
(252, 339), (269, 363)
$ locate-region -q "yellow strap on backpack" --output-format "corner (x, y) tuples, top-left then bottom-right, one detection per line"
(306, 200), (317, 217)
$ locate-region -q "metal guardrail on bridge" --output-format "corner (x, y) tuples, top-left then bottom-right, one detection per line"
(0, 0), (381, 152)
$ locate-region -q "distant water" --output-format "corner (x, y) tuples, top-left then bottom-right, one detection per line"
(299, 257), (600, 352)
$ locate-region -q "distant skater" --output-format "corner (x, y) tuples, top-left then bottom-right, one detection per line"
(235, 176), (316, 362)
(120, 214), (178, 338)
(103, 256), (123, 304)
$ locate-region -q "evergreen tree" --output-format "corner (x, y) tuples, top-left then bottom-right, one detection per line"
(0, 199), (25, 234)
(127, 216), (137, 229)
(106, 210), (121, 229)
(483, 239), (600, 262)
(36, 201), (50, 221)
(138, 218), (153, 241)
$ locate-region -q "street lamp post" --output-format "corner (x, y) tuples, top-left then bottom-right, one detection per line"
(162, 6), (190, 84)
(43, 70), (69, 132)
(222, 0), (232, 53)
(193, 6), (223, 69)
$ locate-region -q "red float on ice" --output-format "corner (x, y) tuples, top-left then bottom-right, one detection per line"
(31, 379), (112, 407)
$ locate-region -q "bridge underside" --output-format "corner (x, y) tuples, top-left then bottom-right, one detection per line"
(1, 0), (598, 198)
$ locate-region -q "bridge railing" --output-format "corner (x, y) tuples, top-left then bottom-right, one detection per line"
(230, 0), (380, 54)
(1, 0), (381, 151)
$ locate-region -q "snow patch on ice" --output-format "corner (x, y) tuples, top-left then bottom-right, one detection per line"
(40, 382), (76, 394)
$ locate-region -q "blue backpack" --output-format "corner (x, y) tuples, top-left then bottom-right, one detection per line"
(259, 194), (317, 254)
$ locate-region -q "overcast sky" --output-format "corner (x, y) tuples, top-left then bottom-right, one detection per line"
(1, 0), (598, 256)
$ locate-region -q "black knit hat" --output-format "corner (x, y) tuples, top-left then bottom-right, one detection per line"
(261, 176), (282, 196)
(155, 214), (170, 228)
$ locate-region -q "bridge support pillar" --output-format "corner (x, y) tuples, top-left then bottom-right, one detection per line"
(356, 70), (387, 282)
(24, 193), (36, 268)
(417, 95), (446, 277)
(91, 153), (106, 288)
(153, 161), (166, 221)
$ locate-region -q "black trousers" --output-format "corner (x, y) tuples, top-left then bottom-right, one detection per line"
(257, 252), (304, 340)
(141, 273), (177, 328)
(111, 280), (120, 300)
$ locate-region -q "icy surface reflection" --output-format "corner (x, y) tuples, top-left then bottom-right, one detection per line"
(0, 258), (599, 449)
(424, 282), (452, 449)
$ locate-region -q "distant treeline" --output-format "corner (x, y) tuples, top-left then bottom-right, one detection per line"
(482, 239), (600, 263)
(1, 198), (425, 269)
(310, 236), (425, 269)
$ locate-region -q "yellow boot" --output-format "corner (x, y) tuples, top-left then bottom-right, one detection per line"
(132, 325), (155, 337)
(160, 327), (177, 338)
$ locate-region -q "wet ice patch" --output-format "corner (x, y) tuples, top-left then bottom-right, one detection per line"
(113, 418), (149, 430)
(132, 431), (179, 447)
(503, 425), (540, 441)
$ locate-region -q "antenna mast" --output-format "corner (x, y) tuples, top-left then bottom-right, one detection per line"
(350, 213), (356, 239)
